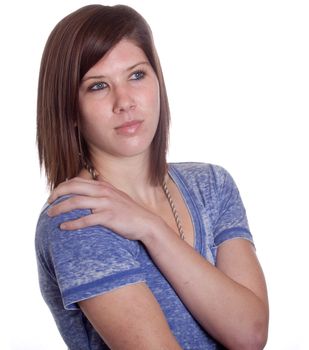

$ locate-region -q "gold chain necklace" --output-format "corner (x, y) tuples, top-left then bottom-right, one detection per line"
(85, 165), (185, 240)
(162, 180), (185, 240)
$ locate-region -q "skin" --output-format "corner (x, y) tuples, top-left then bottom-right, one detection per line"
(48, 39), (269, 349)
(78, 38), (160, 171)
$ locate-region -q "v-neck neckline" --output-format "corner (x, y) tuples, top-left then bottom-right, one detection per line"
(168, 163), (205, 255)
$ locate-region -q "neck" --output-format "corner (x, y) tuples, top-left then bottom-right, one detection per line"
(81, 151), (166, 206)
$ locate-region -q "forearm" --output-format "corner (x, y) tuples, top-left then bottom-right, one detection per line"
(47, 177), (268, 348)
(143, 219), (268, 350)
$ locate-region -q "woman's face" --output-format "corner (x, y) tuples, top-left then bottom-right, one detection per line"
(79, 39), (160, 161)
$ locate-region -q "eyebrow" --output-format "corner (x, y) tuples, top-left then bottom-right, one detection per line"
(81, 61), (150, 82)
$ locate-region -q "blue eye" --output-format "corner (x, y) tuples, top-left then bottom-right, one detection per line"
(89, 82), (108, 91)
(131, 70), (145, 80)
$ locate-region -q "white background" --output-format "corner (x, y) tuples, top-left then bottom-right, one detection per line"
(1, 0), (308, 349)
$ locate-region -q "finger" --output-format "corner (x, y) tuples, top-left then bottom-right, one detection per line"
(48, 179), (114, 203)
(59, 213), (103, 230)
(48, 196), (108, 217)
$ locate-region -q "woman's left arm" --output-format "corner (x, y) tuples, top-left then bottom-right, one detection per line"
(143, 222), (268, 350)
(48, 178), (269, 350)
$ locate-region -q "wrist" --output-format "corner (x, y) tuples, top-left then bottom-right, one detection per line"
(140, 214), (167, 247)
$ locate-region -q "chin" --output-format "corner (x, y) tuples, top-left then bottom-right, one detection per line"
(113, 141), (152, 158)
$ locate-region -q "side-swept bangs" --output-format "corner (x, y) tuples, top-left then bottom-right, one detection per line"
(37, 5), (170, 189)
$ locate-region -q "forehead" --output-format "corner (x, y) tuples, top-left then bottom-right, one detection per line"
(84, 39), (148, 77)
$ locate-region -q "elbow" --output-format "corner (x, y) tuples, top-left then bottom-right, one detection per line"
(236, 317), (268, 350)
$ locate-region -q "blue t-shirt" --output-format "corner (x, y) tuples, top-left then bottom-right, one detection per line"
(35, 163), (253, 349)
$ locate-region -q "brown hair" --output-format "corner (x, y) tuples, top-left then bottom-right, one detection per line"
(37, 4), (170, 190)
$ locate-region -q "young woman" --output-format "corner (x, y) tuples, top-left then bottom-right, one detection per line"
(36, 4), (269, 350)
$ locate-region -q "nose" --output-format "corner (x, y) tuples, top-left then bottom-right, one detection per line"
(112, 85), (136, 114)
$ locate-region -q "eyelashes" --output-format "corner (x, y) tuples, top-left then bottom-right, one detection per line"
(89, 81), (108, 91)
(87, 70), (146, 92)
(131, 70), (145, 81)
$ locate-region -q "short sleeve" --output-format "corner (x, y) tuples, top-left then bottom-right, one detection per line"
(38, 201), (145, 310)
(212, 166), (254, 247)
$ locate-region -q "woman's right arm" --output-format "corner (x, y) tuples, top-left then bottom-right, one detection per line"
(45, 183), (182, 350)
(79, 282), (182, 350)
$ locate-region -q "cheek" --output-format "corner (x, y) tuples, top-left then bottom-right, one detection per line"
(79, 97), (97, 121)
(153, 89), (161, 113)
(79, 103), (101, 140)
(146, 81), (160, 116)
(79, 97), (110, 129)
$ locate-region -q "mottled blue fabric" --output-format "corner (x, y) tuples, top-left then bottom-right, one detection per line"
(35, 163), (253, 349)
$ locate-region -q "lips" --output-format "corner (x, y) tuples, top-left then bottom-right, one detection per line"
(114, 120), (143, 136)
